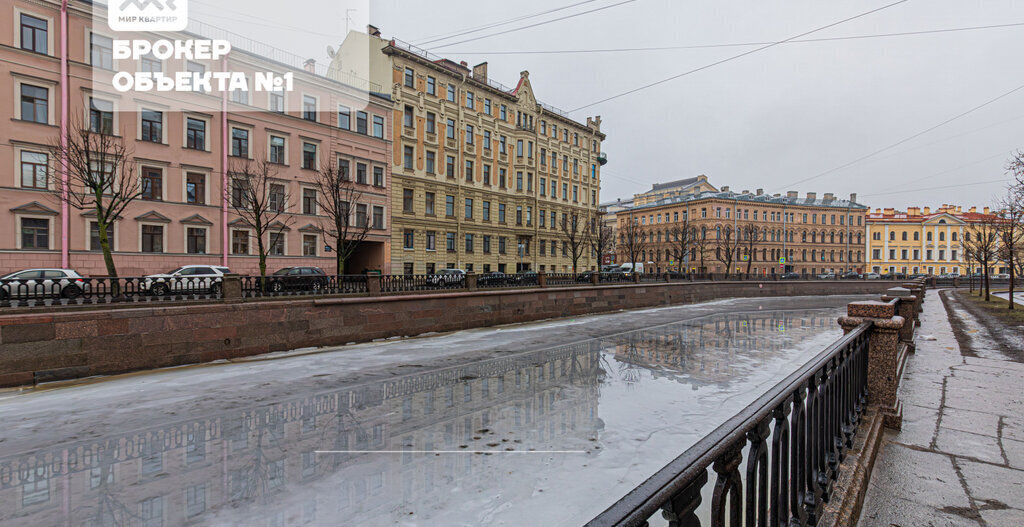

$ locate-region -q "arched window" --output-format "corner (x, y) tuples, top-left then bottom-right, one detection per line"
(939, 232), (945, 241)
(802, 249), (807, 261)
(927, 232), (933, 242)
(890, 231), (896, 241)
(901, 232), (907, 241)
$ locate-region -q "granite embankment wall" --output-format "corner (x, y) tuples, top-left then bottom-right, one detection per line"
(0, 280), (902, 387)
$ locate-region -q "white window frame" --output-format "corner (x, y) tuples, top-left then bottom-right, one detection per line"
(13, 144), (52, 190)
(301, 232), (319, 257)
(85, 219), (119, 252)
(136, 104), (169, 145)
(84, 92), (120, 134)
(15, 214), (54, 250)
(182, 112), (212, 152)
(138, 222), (167, 253)
(13, 74), (56, 124)
(14, 7), (55, 56)
(138, 163), (168, 201)
(85, 29), (117, 70)
(181, 167), (211, 205)
(268, 230), (288, 257)
(228, 122), (255, 159)
(231, 228), (252, 255)
(267, 133), (289, 166)
(184, 225), (210, 255)
(301, 92), (320, 121)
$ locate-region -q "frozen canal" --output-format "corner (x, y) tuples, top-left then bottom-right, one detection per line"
(0, 295), (867, 526)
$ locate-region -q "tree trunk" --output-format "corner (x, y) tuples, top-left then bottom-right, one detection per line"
(984, 264), (990, 302)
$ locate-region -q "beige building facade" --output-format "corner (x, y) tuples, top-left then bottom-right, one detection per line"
(616, 188), (869, 276)
(334, 29), (606, 275)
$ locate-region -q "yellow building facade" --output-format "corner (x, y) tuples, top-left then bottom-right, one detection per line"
(334, 29), (605, 275)
(866, 205), (1000, 276)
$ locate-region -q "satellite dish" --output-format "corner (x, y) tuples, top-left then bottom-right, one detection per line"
(326, 45), (336, 59)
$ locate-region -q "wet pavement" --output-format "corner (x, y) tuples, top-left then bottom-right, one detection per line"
(0, 295), (869, 526)
(858, 290), (1024, 527)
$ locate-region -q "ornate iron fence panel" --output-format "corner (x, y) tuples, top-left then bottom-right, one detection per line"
(586, 320), (873, 527)
(0, 276), (221, 308)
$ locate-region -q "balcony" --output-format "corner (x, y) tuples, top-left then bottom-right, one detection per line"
(597, 152), (608, 166)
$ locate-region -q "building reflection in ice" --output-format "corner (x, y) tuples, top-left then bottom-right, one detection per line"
(0, 307), (839, 526)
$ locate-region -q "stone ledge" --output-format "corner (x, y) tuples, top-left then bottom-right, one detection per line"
(820, 406), (885, 527)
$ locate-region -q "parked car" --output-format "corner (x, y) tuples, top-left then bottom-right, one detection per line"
(817, 273), (836, 280)
(267, 267), (329, 292)
(840, 272), (861, 280)
(864, 272), (881, 280)
(0, 269), (89, 300)
(143, 265), (231, 296)
(995, 273), (1010, 279)
(516, 270), (539, 286)
(885, 272), (908, 280)
(478, 272), (512, 287)
(909, 273), (929, 280)
(428, 269), (466, 286)
(780, 272), (801, 280)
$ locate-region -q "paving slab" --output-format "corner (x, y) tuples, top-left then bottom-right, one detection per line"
(938, 408), (1000, 438)
(935, 428), (1005, 465)
(864, 442), (970, 510)
(957, 460), (1024, 510)
(980, 507), (1024, 527)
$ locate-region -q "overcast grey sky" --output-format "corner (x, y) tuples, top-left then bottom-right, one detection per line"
(192, 0), (1024, 210)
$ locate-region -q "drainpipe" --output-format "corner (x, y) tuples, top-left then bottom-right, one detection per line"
(60, 0), (69, 268)
(221, 56), (229, 267)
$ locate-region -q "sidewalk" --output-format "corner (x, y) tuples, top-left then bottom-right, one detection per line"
(857, 290), (1024, 526)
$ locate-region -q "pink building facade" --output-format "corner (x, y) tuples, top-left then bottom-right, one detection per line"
(0, 0), (392, 277)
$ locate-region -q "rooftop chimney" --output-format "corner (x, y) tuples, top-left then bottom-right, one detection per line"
(983, 206), (990, 214)
(367, 24), (381, 37)
(756, 188), (764, 196)
(472, 62), (488, 82)
(849, 193), (857, 203)
(923, 207), (931, 215)
(303, 59), (316, 73)
(721, 185), (730, 192)
(823, 192), (834, 202)
(805, 192), (816, 200)
(969, 206), (977, 213)
(742, 189), (750, 195)
(787, 191), (798, 198)
(774, 193), (781, 198)
(460, 61), (468, 68)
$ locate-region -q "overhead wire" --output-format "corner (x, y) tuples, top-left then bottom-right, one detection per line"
(568, 0), (910, 112)
(448, 22), (1024, 55)
(773, 80), (1024, 191)
(428, 0), (638, 50)
(412, 0), (603, 46)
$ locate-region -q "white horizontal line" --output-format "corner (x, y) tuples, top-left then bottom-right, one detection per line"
(314, 450), (587, 454)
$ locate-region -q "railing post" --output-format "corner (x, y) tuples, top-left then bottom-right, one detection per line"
(466, 272), (478, 291)
(537, 271), (547, 288)
(882, 288), (917, 352)
(661, 470), (708, 527)
(590, 271), (600, 285)
(367, 274), (382, 296)
(838, 301), (905, 430)
(221, 274), (242, 301)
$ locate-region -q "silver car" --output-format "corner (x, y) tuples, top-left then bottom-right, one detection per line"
(0, 269), (89, 300)
(143, 265), (231, 296)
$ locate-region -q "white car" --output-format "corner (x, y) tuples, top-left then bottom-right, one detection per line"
(0, 269), (89, 300)
(864, 272), (881, 280)
(144, 265), (232, 296)
(995, 273), (1010, 280)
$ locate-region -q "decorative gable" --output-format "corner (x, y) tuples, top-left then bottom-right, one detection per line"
(10, 201), (59, 216)
(180, 214), (214, 226)
(134, 211), (171, 223)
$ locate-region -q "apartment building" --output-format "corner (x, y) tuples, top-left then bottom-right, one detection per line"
(616, 188), (869, 275)
(334, 28), (607, 275)
(0, 0), (391, 276)
(631, 175), (717, 206)
(865, 204), (1001, 275)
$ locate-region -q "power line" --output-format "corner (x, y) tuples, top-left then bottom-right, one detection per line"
(429, 0), (638, 50)
(568, 0), (910, 113)
(860, 178), (1008, 197)
(412, 0), (603, 46)
(448, 21), (1024, 55)
(774, 80), (1024, 190)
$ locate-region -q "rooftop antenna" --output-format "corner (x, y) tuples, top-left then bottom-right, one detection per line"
(344, 8), (357, 35)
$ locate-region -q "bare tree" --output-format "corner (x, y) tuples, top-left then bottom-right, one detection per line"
(740, 222), (761, 275)
(49, 118), (142, 278)
(691, 225), (711, 273)
(619, 215), (647, 278)
(560, 211), (592, 274)
(589, 218), (616, 269)
(996, 188), (1023, 309)
(964, 218), (1000, 301)
(714, 224), (741, 278)
(667, 220), (691, 273)
(227, 158), (291, 278)
(313, 159), (372, 275)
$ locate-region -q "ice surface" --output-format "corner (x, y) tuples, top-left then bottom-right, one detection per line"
(0, 298), (852, 526)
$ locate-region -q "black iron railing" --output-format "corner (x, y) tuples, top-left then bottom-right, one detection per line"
(240, 275), (368, 298)
(587, 321), (872, 527)
(380, 274), (465, 293)
(0, 276), (221, 308)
